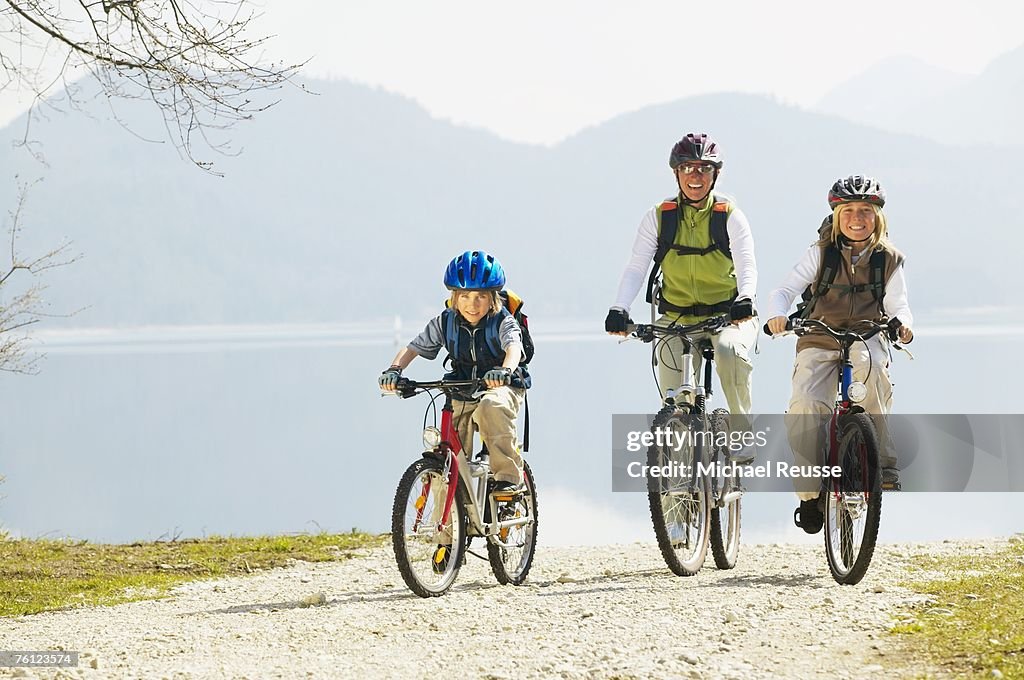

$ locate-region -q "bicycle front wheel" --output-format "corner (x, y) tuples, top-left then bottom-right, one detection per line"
(647, 408), (711, 576)
(487, 460), (539, 585)
(709, 408), (741, 570)
(824, 412), (882, 585)
(391, 456), (467, 597)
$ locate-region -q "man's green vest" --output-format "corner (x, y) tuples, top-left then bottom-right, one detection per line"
(653, 195), (738, 323)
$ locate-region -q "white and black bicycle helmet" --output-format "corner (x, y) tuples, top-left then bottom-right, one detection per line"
(828, 175), (886, 209)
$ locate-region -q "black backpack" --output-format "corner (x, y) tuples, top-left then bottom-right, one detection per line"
(794, 215), (887, 320)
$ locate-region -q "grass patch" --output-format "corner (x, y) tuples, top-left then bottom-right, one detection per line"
(892, 537), (1024, 678)
(0, 531), (386, 617)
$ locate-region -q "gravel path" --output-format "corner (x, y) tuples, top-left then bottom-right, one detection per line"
(0, 540), (992, 679)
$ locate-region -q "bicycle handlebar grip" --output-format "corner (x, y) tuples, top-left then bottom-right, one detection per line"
(763, 318), (795, 336)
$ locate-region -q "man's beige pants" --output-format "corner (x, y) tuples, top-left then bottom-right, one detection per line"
(655, 315), (757, 415)
(786, 335), (895, 501)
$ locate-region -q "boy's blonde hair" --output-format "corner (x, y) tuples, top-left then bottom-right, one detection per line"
(826, 203), (893, 252)
(449, 289), (502, 316)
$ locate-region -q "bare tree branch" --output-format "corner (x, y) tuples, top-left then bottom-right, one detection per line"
(0, 178), (80, 373)
(1, 0), (306, 171)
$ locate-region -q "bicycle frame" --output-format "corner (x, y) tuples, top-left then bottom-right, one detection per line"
(636, 318), (730, 496)
(403, 383), (532, 546)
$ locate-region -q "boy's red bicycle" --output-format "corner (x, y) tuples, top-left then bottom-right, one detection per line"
(385, 378), (538, 597)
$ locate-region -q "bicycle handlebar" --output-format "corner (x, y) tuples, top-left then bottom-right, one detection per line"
(625, 314), (730, 343)
(762, 317), (902, 344)
(386, 378), (484, 400)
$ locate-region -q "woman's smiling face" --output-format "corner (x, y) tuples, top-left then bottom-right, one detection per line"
(837, 201), (877, 242)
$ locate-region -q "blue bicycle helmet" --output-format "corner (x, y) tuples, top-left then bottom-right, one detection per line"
(443, 250), (506, 291)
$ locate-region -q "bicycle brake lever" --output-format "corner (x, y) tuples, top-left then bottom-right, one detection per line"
(893, 344), (915, 360)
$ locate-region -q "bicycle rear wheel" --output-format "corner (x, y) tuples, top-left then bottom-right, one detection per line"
(392, 456), (468, 597)
(487, 461), (538, 585)
(648, 408), (711, 576)
(709, 408), (741, 570)
(824, 412), (882, 585)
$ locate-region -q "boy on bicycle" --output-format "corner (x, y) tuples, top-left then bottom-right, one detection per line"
(378, 250), (530, 495)
(765, 175), (914, 532)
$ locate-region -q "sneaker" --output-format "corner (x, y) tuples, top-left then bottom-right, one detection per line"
(431, 544), (452, 574)
(490, 480), (522, 497)
(793, 498), (824, 535)
(882, 467), (901, 491)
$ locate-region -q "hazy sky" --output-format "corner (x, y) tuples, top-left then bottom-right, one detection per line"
(250, 0), (1024, 144)
(1, 1), (1021, 144)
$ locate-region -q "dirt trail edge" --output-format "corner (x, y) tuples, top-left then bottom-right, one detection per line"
(1, 541), (985, 679)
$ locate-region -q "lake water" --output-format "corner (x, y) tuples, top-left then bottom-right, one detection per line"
(2, 320), (1022, 545)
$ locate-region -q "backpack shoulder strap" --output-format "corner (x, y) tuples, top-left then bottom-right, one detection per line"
(653, 199), (679, 265)
(442, 308), (459, 358)
(798, 243), (842, 319)
(868, 249), (887, 305)
(709, 196), (732, 260)
(646, 199), (679, 303)
(816, 243), (842, 297)
(484, 307), (511, 358)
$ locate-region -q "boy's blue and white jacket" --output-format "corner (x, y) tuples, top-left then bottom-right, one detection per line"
(408, 311), (531, 389)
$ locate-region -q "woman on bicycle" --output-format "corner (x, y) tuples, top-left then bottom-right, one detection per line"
(765, 175), (914, 531)
(378, 250), (530, 495)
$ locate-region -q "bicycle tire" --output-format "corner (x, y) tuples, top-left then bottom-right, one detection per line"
(487, 461), (539, 585)
(709, 408), (741, 570)
(391, 456), (468, 597)
(824, 412), (882, 585)
(647, 407), (711, 576)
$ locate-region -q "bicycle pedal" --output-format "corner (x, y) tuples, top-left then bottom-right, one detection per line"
(882, 481), (902, 491)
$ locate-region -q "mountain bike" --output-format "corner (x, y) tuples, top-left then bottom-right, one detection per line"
(384, 378), (538, 597)
(626, 315), (743, 576)
(768, 317), (902, 585)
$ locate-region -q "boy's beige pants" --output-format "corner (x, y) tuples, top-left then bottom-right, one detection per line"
(452, 385), (525, 485)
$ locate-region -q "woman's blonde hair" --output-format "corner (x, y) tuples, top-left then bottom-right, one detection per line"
(449, 289), (502, 316)
(827, 203), (893, 252)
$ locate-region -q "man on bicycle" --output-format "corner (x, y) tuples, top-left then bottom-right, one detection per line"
(605, 133), (759, 446)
